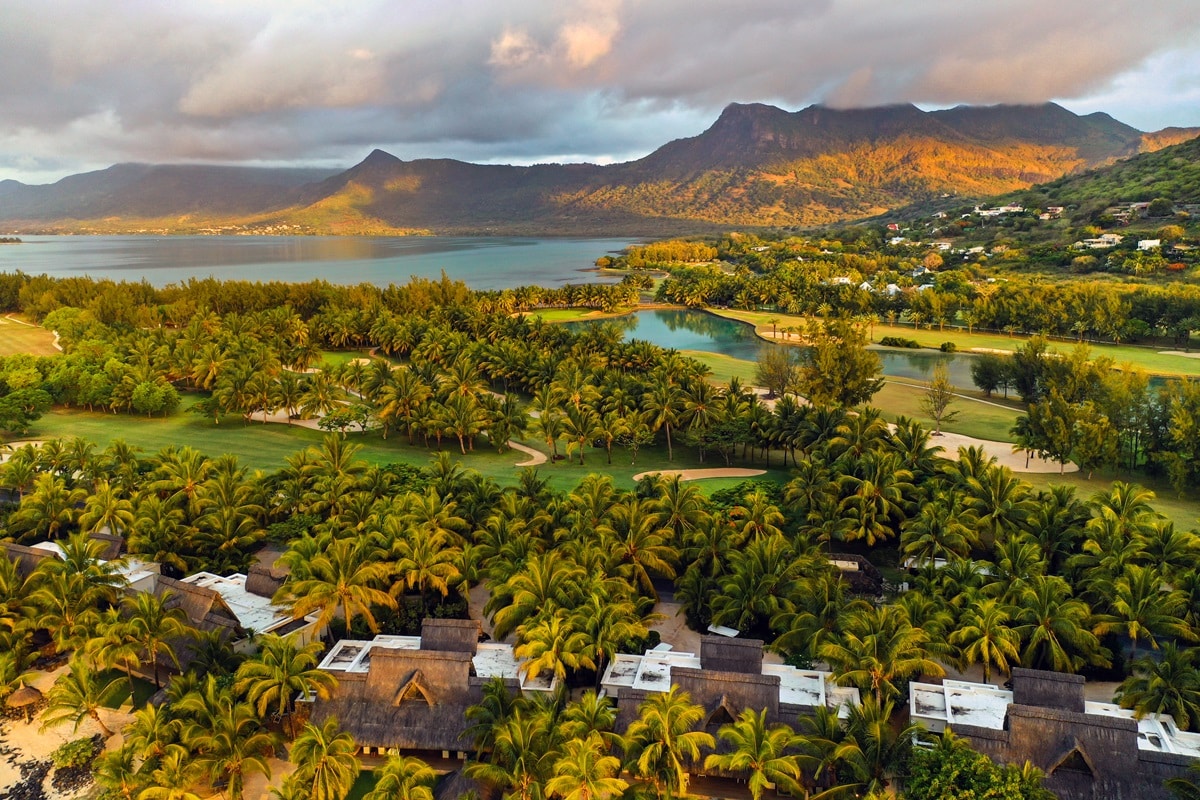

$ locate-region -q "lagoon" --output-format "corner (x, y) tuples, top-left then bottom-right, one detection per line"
(0, 235), (635, 290)
(584, 309), (981, 386)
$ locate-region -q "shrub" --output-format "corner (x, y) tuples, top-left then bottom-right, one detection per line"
(879, 336), (921, 348)
(51, 737), (99, 770)
(939, 341), (957, 353)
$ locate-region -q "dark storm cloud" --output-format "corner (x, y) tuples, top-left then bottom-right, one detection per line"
(2, 0), (1199, 182)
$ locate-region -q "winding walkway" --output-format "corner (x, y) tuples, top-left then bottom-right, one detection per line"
(631, 467), (766, 482)
(507, 441), (548, 467)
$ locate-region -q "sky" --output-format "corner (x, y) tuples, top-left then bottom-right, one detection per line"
(3, 0), (1200, 184)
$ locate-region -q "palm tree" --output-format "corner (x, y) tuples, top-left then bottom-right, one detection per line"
(177, 676), (275, 800)
(234, 634), (337, 738)
(571, 592), (645, 691)
(41, 657), (122, 737)
(124, 702), (180, 765)
(364, 753), (437, 800)
(139, 746), (203, 800)
(290, 718), (361, 800)
(487, 551), (584, 641)
(276, 536), (396, 637)
(821, 605), (944, 703)
(78, 479), (135, 535)
(1014, 576), (1107, 673)
(644, 374), (683, 462)
(703, 708), (805, 800)
(11, 472), (84, 540)
(834, 696), (923, 795)
(124, 590), (191, 688)
(465, 711), (557, 800)
(515, 611), (595, 683)
(1093, 564), (1194, 660)
(94, 746), (144, 800)
(1117, 642), (1200, 731)
(950, 598), (1022, 684)
(623, 686), (714, 799)
(547, 732), (628, 800)
(598, 497), (676, 600)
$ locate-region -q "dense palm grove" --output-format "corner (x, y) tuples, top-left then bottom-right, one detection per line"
(0, 270), (1198, 798)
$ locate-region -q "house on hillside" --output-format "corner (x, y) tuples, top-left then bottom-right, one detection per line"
(910, 668), (1196, 800)
(1138, 239), (1162, 251)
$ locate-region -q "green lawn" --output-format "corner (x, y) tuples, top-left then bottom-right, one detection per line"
(524, 307), (634, 323)
(345, 772), (380, 800)
(318, 349), (373, 369)
(874, 380), (1022, 442)
(18, 396), (533, 476)
(683, 350), (759, 384)
(711, 309), (1200, 378)
(0, 316), (59, 356)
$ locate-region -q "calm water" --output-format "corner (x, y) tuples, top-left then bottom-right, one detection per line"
(0, 235), (635, 290)
(586, 309), (980, 385)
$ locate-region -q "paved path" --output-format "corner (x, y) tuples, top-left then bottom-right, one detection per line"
(507, 441), (547, 467)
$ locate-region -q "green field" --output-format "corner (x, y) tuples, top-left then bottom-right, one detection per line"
(682, 350), (759, 384)
(711, 308), (1200, 378)
(525, 307), (637, 323)
(0, 316), (59, 357)
(875, 380), (1022, 442)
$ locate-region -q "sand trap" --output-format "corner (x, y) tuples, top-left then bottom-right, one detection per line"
(1158, 350), (1200, 359)
(923, 429), (1078, 474)
(632, 468), (766, 482)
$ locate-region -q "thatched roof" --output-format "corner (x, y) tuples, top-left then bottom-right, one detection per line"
(699, 636), (764, 674)
(244, 563), (287, 599)
(0, 541), (56, 578)
(6, 684), (41, 708)
(152, 576), (240, 635)
(312, 643), (512, 752)
(89, 532), (124, 561)
(420, 618), (481, 654)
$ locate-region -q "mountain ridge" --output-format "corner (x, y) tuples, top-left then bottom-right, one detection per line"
(1, 103), (1197, 235)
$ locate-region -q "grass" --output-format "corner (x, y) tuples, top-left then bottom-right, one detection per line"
(874, 380), (1021, 442)
(711, 309), (1200, 378)
(683, 350), (759, 384)
(524, 307), (634, 323)
(345, 772), (380, 800)
(318, 349), (372, 369)
(0, 316), (58, 356)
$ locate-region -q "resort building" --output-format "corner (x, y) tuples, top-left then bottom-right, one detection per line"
(910, 668), (1196, 800)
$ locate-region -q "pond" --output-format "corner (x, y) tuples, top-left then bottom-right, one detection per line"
(577, 309), (981, 386)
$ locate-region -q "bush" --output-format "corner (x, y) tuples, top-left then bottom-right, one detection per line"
(939, 341), (957, 353)
(879, 336), (921, 348)
(51, 737), (100, 770)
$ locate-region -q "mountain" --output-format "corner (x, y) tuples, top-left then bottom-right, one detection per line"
(1, 103), (1196, 234)
(1008, 133), (1200, 213)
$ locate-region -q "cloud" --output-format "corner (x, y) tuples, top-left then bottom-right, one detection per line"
(1, 0), (1199, 183)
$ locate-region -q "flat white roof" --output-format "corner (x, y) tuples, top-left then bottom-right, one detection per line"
(912, 679), (1200, 757)
(318, 635), (556, 692)
(180, 571), (290, 634)
(602, 649), (859, 716)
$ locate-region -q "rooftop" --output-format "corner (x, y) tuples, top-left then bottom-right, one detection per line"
(319, 634), (556, 692)
(602, 648), (857, 717)
(911, 679), (1200, 757)
(180, 571), (293, 635)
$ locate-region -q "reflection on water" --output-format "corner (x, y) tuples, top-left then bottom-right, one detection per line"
(590, 309), (979, 385)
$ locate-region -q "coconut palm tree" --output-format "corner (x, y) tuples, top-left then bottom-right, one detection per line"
(10, 472), (85, 540)
(1117, 642), (1200, 731)
(950, 598), (1022, 684)
(465, 711), (557, 800)
(364, 753), (437, 800)
(93, 746), (144, 800)
(276, 536), (395, 638)
(834, 696), (923, 796)
(234, 634), (337, 738)
(547, 732), (628, 800)
(623, 686), (714, 799)
(138, 745), (204, 800)
(515, 611), (595, 683)
(704, 708), (806, 800)
(41, 657), (123, 737)
(78, 479), (135, 536)
(1093, 564), (1194, 660)
(1013, 576), (1106, 673)
(598, 497), (676, 600)
(290, 718), (361, 800)
(176, 675), (275, 800)
(821, 605), (945, 703)
(124, 589), (191, 688)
